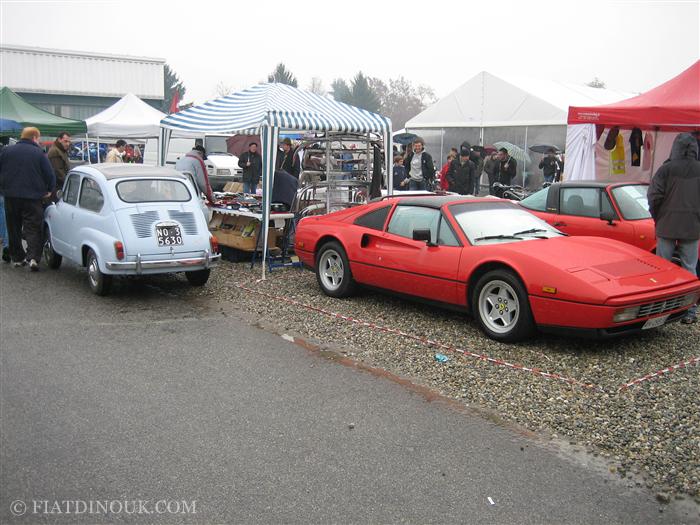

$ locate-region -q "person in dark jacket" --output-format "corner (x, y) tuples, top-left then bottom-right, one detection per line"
(238, 142), (263, 194)
(470, 150), (484, 195)
(497, 147), (517, 185)
(0, 127), (56, 271)
(446, 147), (476, 195)
(271, 169), (299, 210)
(483, 151), (500, 195)
(276, 138), (300, 178)
(403, 137), (435, 191)
(47, 131), (71, 198)
(538, 149), (563, 184)
(647, 132), (700, 324)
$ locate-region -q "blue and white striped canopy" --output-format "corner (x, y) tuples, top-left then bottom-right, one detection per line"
(160, 83), (391, 135)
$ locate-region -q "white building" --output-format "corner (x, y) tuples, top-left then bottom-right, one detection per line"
(0, 44), (165, 120)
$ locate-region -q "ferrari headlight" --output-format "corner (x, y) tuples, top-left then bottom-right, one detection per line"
(613, 306), (640, 323)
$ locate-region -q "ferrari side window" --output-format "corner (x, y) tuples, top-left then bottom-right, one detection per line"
(353, 205), (391, 231)
(387, 205), (440, 241)
(437, 216), (460, 247)
(560, 188), (599, 218)
(601, 192), (617, 219)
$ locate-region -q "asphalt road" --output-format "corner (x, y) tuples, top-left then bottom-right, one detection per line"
(0, 261), (691, 524)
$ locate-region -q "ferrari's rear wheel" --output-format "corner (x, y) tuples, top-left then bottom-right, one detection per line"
(472, 269), (535, 342)
(316, 241), (356, 298)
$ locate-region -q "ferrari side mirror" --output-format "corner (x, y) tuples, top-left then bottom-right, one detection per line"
(413, 228), (436, 246)
(600, 211), (615, 225)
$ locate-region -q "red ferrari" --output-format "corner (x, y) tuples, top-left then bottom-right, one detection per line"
(518, 181), (700, 274)
(294, 196), (700, 342)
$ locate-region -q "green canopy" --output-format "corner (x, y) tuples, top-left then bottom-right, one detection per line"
(0, 86), (87, 136)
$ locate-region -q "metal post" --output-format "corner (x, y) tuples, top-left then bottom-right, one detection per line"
(325, 131), (331, 214)
(523, 126), (529, 187)
(366, 131), (371, 182)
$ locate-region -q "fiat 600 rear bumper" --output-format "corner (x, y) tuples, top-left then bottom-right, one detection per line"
(106, 250), (220, 274)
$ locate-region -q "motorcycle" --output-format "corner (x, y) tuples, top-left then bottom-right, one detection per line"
(491, 181), (551, 201)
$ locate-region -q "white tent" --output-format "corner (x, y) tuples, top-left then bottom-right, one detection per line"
(407, 72), (633, 129)
(86, 93), (165, 138)
(405, 72), (633, 183)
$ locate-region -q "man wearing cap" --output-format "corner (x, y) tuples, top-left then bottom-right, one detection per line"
(238, 142), (262, 194)
(402, 137), (435, 191)
(446, 146), (476, 195)
(277, 138), (300, 178)
(175, 144), (214, 203)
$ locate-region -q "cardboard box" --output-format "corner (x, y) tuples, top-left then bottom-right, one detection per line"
(209, 213), (279, 251)
(223, 182), (244, 193)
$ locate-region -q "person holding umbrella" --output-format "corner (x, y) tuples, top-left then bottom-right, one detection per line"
(497, 147), (516, 185)
(538, 148), (563, 185)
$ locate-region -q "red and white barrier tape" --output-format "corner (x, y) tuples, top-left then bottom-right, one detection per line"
(233, 282), (600, 390)
(618, 356), (700, 391)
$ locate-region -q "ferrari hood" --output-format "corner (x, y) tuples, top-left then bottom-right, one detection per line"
(499, 236), (698, 304)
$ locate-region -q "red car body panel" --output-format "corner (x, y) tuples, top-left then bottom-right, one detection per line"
(295, 197), (700, 337)
(521, 182), (658, 252)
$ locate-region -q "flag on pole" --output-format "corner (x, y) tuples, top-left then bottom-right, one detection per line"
(169, 90), (181, 114)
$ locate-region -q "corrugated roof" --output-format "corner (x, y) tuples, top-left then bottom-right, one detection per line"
(0, 45), (164, 100)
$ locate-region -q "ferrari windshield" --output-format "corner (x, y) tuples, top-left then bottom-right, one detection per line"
(611, 184), (651, 220)
(450, 202), (563, 245)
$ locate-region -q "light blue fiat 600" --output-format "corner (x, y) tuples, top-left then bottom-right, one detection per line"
(44, 164), (219, 295)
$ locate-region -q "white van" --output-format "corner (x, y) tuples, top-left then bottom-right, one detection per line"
(143, 137), (241, 190)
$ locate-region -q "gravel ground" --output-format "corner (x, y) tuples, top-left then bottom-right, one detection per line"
(191, 261), (699, 504)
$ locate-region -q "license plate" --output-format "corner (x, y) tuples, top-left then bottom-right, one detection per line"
(156, 225), (183, 247)
(642, 314), (669, 330)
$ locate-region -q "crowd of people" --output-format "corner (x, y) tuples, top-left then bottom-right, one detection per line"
(392, 138), (524, 196)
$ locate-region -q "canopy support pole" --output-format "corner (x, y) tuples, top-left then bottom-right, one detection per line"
(385, 125), (393, 195)
(326, 131), (331, 214)
(260, 125), (279, 281)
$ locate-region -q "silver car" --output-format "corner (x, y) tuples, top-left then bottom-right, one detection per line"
(44, 164), (219, 295)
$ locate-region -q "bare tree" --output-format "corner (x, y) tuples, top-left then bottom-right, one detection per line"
(308, 77), (326, 96)
(586, 77), (606, 89)
(214, 81), (235, 97)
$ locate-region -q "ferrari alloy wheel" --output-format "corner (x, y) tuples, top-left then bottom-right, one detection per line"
(472, 269), (535, 342)
(316, 241), (356, 298)
(86, 249), (112, 296)
(43, 230), (62, 270)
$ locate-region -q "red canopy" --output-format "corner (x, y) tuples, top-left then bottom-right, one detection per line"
(568, 61), (700, 131)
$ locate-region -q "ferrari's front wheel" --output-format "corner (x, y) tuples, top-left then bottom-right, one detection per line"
(472, 269), (535, 342)
(316, 241), (356, 298)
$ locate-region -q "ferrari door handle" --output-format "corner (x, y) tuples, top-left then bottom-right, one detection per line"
(553, 221), (567, 227)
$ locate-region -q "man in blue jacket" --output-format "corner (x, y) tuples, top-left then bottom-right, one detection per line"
(0, 127), (55, 271)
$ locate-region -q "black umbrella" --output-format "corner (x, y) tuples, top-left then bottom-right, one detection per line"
(393, 132), (418, 145)
(529, 144), (560, 154)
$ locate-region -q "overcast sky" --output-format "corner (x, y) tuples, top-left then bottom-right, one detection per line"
(1, 0), (698, 105)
